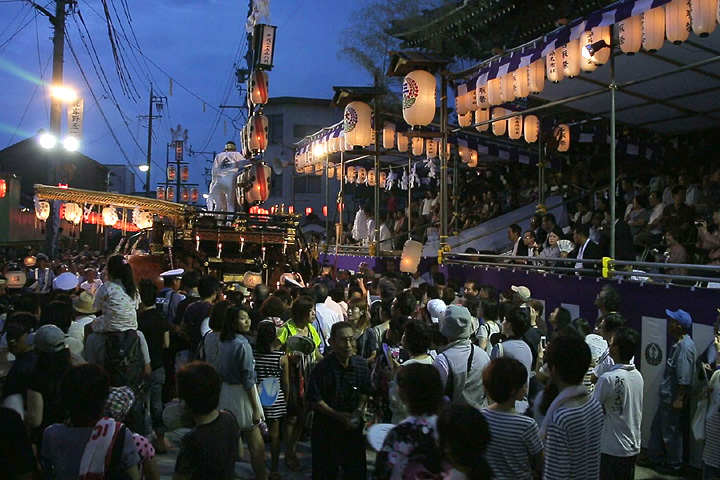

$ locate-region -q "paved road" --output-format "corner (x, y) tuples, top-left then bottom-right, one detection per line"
(155, 436), (690, 480)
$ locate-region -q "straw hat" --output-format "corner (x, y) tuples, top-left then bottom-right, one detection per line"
(73, 291), (96, 314)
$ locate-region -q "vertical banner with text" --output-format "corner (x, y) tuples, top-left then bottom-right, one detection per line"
(67, 98), (84, 138)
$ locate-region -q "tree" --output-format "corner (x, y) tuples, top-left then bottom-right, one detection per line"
(338, 0), (445, 106)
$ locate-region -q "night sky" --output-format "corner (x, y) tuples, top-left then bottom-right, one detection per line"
(0, 0), (374, 194)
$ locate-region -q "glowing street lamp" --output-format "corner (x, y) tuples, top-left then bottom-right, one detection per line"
(39, 133), (57, 149)
(51, 85), (77, 102)
(138, 164), (150, 172)
(62, 136), (79, 152)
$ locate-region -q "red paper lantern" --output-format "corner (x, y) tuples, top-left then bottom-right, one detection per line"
(0, 179), (6, 198)
(190, 187), (199, 203)
(289, 206), (295, 215)
(322, 205), (328, 217)
(167, 165), (176, 181)
(180, 165), (189, 182)
(156, 187), (165, 200)
(305, 207), (312, 216)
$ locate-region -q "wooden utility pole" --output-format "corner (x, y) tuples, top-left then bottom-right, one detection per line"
(44, 0), (67, 257)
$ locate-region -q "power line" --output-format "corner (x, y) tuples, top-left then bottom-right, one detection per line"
(34, 12), (49, 123)
(5, 50), (51, 147)
(0, 5), (37, 53)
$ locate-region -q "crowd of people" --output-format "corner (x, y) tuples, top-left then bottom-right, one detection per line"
(1, 245), (720, 480)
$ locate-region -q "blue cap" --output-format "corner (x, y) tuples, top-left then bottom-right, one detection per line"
(666, 309), (692, 329)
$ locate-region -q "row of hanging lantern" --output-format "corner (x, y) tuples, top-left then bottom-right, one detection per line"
(456, 0), (718, 115)
(156, 186), (199, 203)
(35, 202), (151, 230)
(166, 165), (190, 183)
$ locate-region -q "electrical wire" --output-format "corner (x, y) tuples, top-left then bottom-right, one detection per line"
(5, 50), (51, 147)
(0, 5), (37, 53)
(34, 12), (48, 123)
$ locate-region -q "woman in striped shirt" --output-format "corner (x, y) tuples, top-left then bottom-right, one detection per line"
(254, 320), (289, 480)
(481, 357), (543, 480)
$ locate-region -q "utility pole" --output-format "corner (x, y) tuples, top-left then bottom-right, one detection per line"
(139, 86), (165, 197)
(42, 0), (67, 257)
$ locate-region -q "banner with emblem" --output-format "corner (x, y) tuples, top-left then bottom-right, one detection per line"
(641, 316), (666, 448)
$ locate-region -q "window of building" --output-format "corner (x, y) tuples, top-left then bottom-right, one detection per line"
(293, 124), (322, 140)
(293, 175), (322, 194)
(267, 114), (283, 145)
(270, 172), (283, 197)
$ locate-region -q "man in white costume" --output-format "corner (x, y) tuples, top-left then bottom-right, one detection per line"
(207, 141), (247, 212)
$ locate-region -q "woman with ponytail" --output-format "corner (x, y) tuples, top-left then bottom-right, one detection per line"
(438, 404), (493, 480)
(91, 254), (140, 332)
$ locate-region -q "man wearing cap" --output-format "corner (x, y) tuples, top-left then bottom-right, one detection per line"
(208, 140), (247, 213)
(53, 271), (79, 293)
(2, 313), (37, 415)
(511, 285), (531, 305)
(158, 269), (186, 325)
(28, 253), (54, 295)
(433, 305), (489, 409)
(646, 309), (697, 475)
(68, 291), (97, 345)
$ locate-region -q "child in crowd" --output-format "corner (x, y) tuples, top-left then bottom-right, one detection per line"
(91, 255), (140, 333)
(438, 404), (493, 480)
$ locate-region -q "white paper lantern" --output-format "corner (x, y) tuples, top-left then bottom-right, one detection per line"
(156, 187), (165, 200)
(303, 164), (312, 175)
(248, 114), (268, 153)
(556, 124), (571, 152)
(63, 203), (82, 225)
(458, 140), (470, 163)
(472, 109), (489, 133)
(487, 76), (502, 105)
(546, 48), (564, 83)
(513, 66), (529, 99)
(666, 0), (691, 44)
(691, 0), (717, 36)
(643, 7), (666, 51)
(411, 137), (424, 156)
(455, 95), (467, 116)
(426, 138), (439, 158)
(36, 201), (50, 221)
(619, 15), (643, 54)
(344, 101), (372, 147)
(475, 81), (490, 108)
(665, 0), (692, 45)
(135, 211), (154, 230)
(346, 166), (356, 183)
(464, 89), (478, 112)
(500, 73), (515, 103)
(327, 162), (336, 178)
(400, 239), (423, 273)
(579, 30), (598, 72)
(166, 186), (175, 201)
(492, 108), (507, 136)
(508, 115), (523, 140)
(243, 272), (263, 289)
(397, 132), (409, 153)
(102, 207), (118, 227)
(249, 70), (269, 105)
(524, 115), (539, 143)
(592, 26), (611, 64)
(315, 163), (323, 176)
(468, 149), (478, 167)
(458, 112), (473, 127)
(402, 70), (436, 127)
(383, 122), (395, 149)
(561, 40), (581, 77)
(528, 59), (545, 93)
(356, 167), (367, 184)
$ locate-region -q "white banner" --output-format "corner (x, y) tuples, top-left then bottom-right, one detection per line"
(640, 316), (666, 448)
(67, 98), (84, 138)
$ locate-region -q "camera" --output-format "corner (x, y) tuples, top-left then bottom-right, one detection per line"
(695, 220), (705, 227)
(650, 248), (660, 255)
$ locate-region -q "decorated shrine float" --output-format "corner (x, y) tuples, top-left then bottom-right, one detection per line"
(33, 182), (318, 287)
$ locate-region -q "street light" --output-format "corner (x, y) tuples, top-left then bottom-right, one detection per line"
(51, 85), (77, 102)
(138, 164), (149, 172)
(39, 133), (57, 149)
(62, 136), (79, 152)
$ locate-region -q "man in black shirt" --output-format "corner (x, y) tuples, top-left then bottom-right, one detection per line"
(2, 314), (37, 410)
(307, 321), (371, 480)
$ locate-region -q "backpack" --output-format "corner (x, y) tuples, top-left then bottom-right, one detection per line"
(104, 330), (146, 393)
(441, 345), (486, 410)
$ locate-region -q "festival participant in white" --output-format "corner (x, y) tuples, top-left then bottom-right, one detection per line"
(592, 327), (644, 480)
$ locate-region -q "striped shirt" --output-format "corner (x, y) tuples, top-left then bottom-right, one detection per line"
(543, 398), (604, 480)
(253, 349), (286, 419)
(481, 409), (542, 480)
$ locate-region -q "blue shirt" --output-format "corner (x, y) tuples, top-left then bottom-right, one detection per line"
(660, 334), (696, 403)
(213, 334), (256, 390)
